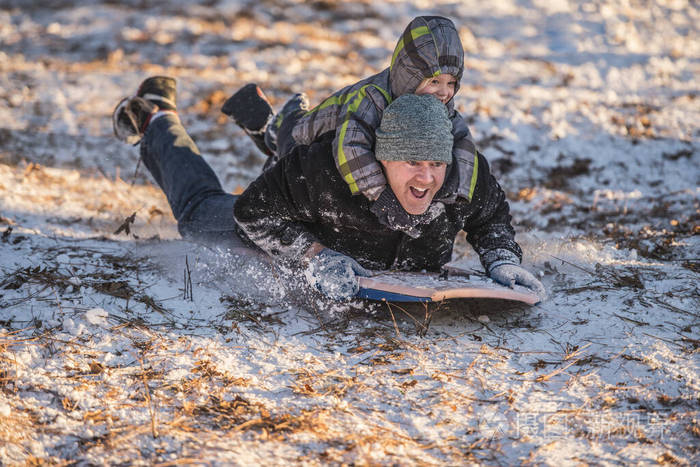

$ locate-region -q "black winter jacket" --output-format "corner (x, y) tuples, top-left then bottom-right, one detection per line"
(233, 133), (521, 272)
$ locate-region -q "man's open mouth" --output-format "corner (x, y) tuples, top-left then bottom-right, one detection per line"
(410, 186), (428, 199)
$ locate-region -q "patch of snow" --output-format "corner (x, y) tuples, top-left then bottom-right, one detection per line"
(0, 0), (697, 464)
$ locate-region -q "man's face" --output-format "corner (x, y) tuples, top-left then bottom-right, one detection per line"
(380, 160), (447, 215)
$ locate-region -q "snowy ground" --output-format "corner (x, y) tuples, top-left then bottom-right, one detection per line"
(1, 0), (698, 464)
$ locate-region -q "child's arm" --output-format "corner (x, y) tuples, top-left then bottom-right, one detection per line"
(331, 84), (391, 199)
(450, 111), (482, 202)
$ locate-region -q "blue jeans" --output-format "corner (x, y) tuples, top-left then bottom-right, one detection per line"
(140, 114), (249, 250)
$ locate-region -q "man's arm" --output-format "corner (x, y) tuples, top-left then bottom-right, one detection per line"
(233, 142), (370, 300)
(233, 150), (321, 265)
(463, 152), (547, 301)
(462, 151), (523, 272)
(450, 109), (520, 264)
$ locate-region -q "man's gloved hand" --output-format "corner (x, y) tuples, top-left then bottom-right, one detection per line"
(305, 248), (371, 301)
(489, 263), (547, 303)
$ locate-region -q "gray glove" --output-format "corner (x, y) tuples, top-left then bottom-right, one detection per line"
(305, 248), (371, 300)
(489, 263), (547, 303)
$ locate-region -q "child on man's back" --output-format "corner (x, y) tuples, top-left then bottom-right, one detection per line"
(224, 16), (480, 229)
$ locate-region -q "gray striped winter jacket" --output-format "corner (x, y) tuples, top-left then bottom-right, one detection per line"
(289, 16), (480, 202)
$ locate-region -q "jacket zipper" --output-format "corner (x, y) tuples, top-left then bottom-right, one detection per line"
(391, 234), (409, 269)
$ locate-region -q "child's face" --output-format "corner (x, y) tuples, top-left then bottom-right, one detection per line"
(415, 74), (457, 104)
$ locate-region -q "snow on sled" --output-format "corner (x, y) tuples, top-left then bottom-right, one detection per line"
(357, 271), (540, 305)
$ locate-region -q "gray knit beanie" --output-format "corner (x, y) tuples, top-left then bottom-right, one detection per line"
(375, 94), (453, 164)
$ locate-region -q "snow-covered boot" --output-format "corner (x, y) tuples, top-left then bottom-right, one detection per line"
(112, 76), (177, 144)
(112, 97), (158, 145)
(221, 83), (274, 156)
(137, 76), (177, 111)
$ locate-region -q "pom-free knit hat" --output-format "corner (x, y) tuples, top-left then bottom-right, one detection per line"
(375, 94), (453, 164)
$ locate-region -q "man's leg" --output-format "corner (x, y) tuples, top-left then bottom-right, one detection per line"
(113, 76), (249, 249)
(139, 113), (248, 248)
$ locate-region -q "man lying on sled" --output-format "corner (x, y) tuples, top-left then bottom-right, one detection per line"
(113, 77), (546, 302)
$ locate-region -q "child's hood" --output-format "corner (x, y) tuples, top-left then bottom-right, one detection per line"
(389, 16), (464, 100)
